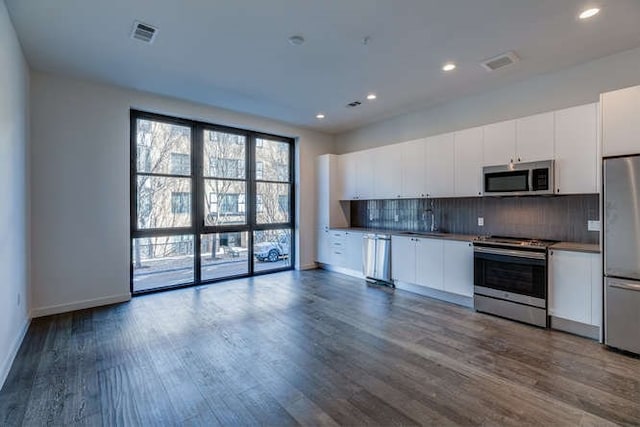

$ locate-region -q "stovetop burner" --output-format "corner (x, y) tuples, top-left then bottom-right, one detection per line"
(475, 235), (559, 248)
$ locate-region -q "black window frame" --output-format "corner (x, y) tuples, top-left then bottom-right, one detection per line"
(130, 110), (296, 295)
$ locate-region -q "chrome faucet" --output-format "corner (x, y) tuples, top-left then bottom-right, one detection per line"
(424, 201), (436, 232)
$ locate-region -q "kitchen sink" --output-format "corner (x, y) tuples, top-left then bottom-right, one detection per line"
(397, 231), (447, 237)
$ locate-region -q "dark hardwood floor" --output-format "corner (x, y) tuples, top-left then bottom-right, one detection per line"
(2, 269), (640, 426)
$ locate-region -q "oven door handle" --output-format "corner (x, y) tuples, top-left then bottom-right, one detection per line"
(473, 246), (546, 260)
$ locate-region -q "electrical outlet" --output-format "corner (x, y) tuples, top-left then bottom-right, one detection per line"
(478, 217), (484, 227)
(394, 214), (399, 222)
(588, 220), (601, 232)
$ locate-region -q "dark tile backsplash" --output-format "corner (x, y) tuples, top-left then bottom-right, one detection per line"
(350, 194), (599, 244)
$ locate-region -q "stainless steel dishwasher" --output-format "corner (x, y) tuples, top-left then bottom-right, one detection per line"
(363, 234), (392, 285)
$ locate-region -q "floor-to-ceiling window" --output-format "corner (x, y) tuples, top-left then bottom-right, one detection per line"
(131, 111), (294, 294)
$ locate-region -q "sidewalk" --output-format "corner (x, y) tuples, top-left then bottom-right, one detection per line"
(133, 252), (248, 277)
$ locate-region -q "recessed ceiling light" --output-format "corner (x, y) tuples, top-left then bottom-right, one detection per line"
(288, 35), (305, 46)
(366, 93), (377, 100)
(316, 113), (325, 119)
(442, 63), (456, 72)
(579, 7), (600, 19)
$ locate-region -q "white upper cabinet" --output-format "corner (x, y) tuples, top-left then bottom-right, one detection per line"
(336, 102), (599, 200)
(317, 155), (331, 227)
(356, 149), (374, 199)
(602, 85), (640, 157)
(338, 152), (358, 200)
(338, 150), (374, 200)
(372, 145), (403, 199)
(454, 127), (484, 197)
(400, 138), (428, 198)
(426, 133), (455, 197)
(554, 103), (598, 194)
(317, 154), (349, 228)
(483, 119), (516, 166)
(516, 112), (555, 162)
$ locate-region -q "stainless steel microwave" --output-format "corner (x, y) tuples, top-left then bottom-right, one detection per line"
(483, 160), (555, 196)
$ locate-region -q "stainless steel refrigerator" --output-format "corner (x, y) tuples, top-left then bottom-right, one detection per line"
(604, 155), (640, 355)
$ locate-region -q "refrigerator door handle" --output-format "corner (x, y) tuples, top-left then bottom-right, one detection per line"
(609, 281), (640, 292)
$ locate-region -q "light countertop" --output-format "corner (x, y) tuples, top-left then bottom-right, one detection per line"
(330, 227), (600, 253)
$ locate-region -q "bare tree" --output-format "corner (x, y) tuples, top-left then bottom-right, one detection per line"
(134, 120), (191, 266)
(133, 123), (291, 268)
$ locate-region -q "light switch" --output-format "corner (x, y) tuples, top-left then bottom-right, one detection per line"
(588, 220), (600, 232)
(478, 217), (484, 227)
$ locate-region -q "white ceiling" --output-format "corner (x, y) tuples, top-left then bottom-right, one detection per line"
(6, 0), (640, 134)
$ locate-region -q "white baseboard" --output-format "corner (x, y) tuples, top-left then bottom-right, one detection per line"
(0, 316), (31, 390)
(31, 293), (131, 318)
(318, 264), (365, 279)
(394, 281), (474, 308)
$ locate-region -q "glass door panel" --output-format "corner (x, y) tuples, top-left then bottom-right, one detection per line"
(132, 235), (194, 292)
(253, 229), (292, 273)
(201, 232), (249, 281)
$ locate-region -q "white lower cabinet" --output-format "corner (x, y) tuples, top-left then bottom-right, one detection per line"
(344, 231), (364, 272)
(392, 236), (417, 284)
(328, 230), (346, 266)
(320, 230), (363, 272)
(415, 238), (444, 290)
(317, 228), (331, 264)
(392, 236), (471, 294)
(443, 241), (474, 297)
(549, 250), (602, 327)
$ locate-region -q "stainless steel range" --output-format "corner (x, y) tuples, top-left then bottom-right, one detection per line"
(473, 236), (558, 327)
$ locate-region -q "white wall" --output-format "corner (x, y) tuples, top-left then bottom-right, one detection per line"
(30, 71), (334, 317)
(0, 0), (30, 387)
(336, 46), (640, 152)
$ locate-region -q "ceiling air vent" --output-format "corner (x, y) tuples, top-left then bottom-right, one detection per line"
(131, 21), (158, 43)
(346, 101), (362, 108)
(481, 51), (519, 72)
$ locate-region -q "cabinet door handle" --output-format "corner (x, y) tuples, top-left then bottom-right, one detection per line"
(517, 157), (521, 162)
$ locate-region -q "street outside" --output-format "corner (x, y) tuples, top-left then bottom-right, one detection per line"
(133, 254), (290, 292)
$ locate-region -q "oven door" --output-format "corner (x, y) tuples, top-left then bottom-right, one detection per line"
(474, 246), (547, 307)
